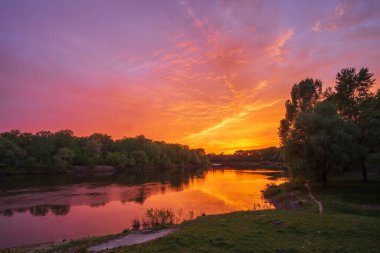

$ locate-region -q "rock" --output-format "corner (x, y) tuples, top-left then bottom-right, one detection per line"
(272, 220), (284, 225)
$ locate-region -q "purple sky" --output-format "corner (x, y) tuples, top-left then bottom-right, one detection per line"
(1, 0), (380, 152)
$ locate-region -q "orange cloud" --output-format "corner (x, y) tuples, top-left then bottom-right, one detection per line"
(267, 29), (294, 62)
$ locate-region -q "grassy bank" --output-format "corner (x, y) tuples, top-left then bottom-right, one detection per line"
(13, 175), (380, 253)
(35, 209), (380, 253)
(263, 174), (380, 217)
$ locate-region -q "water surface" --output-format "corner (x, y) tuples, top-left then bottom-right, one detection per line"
(0, 168), (286, 248)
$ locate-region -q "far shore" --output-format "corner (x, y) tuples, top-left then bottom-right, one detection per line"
(0, 161), (286, 176)
(211, 161), (285, 170)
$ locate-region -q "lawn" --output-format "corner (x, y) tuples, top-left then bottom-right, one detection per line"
(111, 210), (380, 253)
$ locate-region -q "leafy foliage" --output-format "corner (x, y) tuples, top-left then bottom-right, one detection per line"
(142, 208), (176, 229)
(0, 131), (210, 174)
(283, 101), (357, 185)
(359, 90), (380, 168)
(334, 67), (375, 122)
(279, 67), (379, 185)
(333, 68), (377, 181)
(279, 78), (322, 145)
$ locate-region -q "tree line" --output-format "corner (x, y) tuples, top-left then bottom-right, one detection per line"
(279, 67), (380, 185)
(0, 130), (210, 174)
(208, 147), (282, 163)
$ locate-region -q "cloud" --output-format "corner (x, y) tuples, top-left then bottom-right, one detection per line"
(312, 21), (322, 32)
(311, 2), (346, 33)
(311, 20), (337, 32)
(184, 99), (280, 140)
(310, 1), (370, 33)
(268, 29), (294, 62)
(335, 3), (345, 17)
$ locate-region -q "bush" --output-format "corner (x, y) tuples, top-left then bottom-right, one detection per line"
(262, 183), (283, 198)
(132, 219), (140, 230)
(142, 208), (176, 229)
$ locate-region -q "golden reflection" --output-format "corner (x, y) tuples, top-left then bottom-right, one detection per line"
(0, 169), (286, 248)
(143, 169), (286, 215)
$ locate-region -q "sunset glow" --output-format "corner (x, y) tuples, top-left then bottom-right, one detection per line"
(1, 0), (380, 153)
(0, 169), (286, 247)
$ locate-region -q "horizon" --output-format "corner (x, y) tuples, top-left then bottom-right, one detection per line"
(1, 0), (380, 153)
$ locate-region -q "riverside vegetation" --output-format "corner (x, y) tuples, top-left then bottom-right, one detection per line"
(279, 67), (379, 185)
(0, 132), (209, 174)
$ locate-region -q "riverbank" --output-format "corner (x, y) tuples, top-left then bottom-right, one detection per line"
(12, 174), (380, 253)
(212, 161), (285, 170)
(0, 163), (210, 176)
(17, 210), (380, 253)
(263, 173), (380, 217)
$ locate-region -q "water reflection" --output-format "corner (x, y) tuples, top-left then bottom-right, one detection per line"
(0, 168), (206, 217)
(0, 168), (286, 248)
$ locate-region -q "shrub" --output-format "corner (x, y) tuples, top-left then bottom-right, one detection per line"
(142, 208), (176, 229)
(132, 218), (140, 230)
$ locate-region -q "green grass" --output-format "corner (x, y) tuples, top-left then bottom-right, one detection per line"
(113, 210), (380, 253)
(27, 210), (380, 253)
(309, 178), (380, 217)
(263, 175), (380, 217)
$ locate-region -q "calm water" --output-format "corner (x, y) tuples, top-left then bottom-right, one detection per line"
(0, 168), (286, 248)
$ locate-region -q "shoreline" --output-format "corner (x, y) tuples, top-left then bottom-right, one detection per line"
(211, 161), (286, 170)
(4, 174), (379, 252)
(0, 164), (210, 176)
(7, 208), (380, 252)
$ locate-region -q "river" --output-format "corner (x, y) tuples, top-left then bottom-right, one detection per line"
(0, 167), (286, 248)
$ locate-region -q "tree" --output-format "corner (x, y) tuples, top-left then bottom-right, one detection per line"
(88, 133), (113, 156)
(0, 129), (210, 174)
(131, 150), (149, 167)
(105, 151), (135, 168)
(335, 68), (375, 122)
(279, 78), (322, 145)
(82, 139), (102, 166)
(0, 135), (27, 173)
(282, 101), (356, 186)
(54, 130), (75, 149)
(359, 90), (380, 170)
(333, 67), (376, 181)
(53, 147), (75, 170)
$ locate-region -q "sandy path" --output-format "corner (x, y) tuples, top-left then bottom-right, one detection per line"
(305, 182), (323, 214)
(88, 227), (178, 252)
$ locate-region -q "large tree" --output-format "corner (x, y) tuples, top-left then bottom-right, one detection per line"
(359, 90), (380, 172)
(279, 78), (322, 145)
(282, 101), (356, 186)
(335, 68), (375, 122)
(333, 67), (376, 181)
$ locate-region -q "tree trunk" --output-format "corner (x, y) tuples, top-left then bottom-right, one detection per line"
(361, 157), (368, 182)
(321, 174), (328, 187)
(359, 125), (369, 182)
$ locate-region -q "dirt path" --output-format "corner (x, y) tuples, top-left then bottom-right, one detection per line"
(88, 227), (178, 252)
(305, 182), (323, 214)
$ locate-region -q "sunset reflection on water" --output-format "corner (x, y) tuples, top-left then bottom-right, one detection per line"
(0, 168), (286, 248)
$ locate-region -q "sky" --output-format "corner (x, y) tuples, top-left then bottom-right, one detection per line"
(1, 0), (380, 153)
